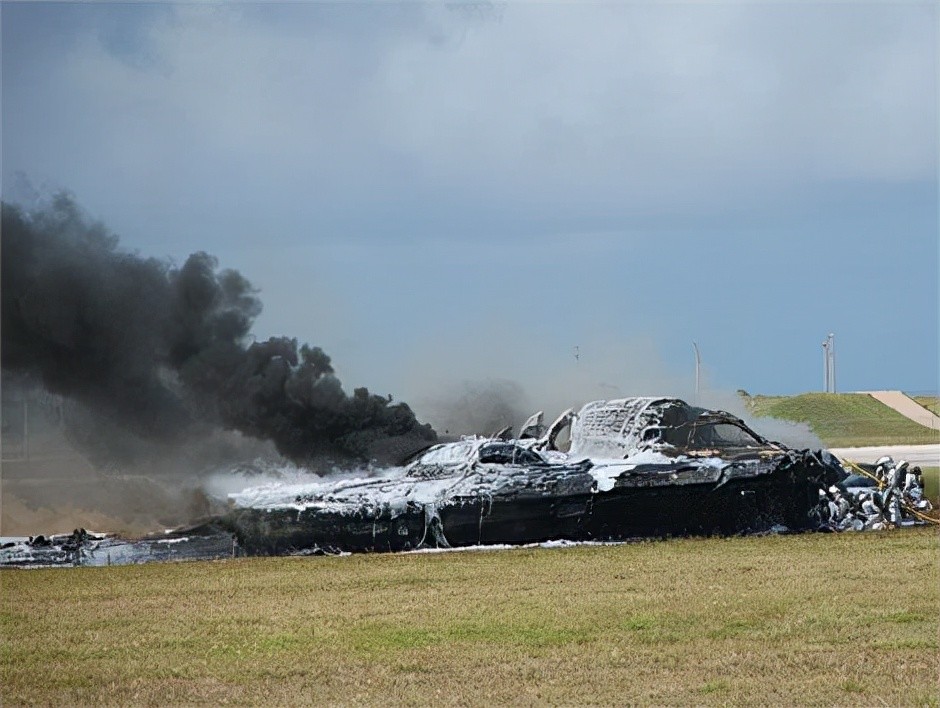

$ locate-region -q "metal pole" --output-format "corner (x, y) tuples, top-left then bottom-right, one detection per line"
(822, 342), (829, 393)
(829, 333), (836, 393)
(692, 342), (701, 405)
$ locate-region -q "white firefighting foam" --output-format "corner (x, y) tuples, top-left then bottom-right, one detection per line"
(225, 443), (725, 514)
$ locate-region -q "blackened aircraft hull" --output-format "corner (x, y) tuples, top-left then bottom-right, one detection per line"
(227, 451), (840, 555)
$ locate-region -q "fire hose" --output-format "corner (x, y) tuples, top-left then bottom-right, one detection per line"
(837, 457), (939, 526)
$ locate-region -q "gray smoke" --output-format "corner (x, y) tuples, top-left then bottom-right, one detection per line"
(417, 378), (531, 437)
(403, 337), (824, 450)
(1, 194), (436, 470)
(698, 389), (825, 450)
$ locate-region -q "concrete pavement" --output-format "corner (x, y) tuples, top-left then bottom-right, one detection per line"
(828, 444), (940, 466)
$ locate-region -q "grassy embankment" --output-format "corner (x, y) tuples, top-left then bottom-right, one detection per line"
(913, 396), (940, 417)
(745, 392), (939, 502)
(747, 392), (940, 448)
(2, 528), (938, 706)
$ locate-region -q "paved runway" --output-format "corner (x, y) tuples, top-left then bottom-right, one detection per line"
(828, 444), (940, 466)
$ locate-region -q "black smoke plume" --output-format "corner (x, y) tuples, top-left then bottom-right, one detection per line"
(1, 195), (436, 468)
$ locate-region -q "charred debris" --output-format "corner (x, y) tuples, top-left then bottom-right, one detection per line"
(4, 398), (935, 568)
(223, 397), (852, 555)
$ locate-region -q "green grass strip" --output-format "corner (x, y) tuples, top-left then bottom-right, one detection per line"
(748, 393), (940, 447)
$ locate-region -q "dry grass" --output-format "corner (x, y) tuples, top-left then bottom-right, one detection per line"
(913, 396), (940, 417)
(2, 528), (938, 706)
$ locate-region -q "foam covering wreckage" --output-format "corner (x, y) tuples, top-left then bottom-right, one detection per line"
(226, 398), (846, 554)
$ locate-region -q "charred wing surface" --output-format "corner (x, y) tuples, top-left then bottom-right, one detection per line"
(227, 456), (598, 555)
(228, 399), (844, 554)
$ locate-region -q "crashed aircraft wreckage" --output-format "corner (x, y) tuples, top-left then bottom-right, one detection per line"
(4, 398), (934, 567)
(225, 397), (848, 555)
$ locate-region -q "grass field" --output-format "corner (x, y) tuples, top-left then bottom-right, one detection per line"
(919, 468), (939, 505)
(914, 396), (940, 417)
(2, 528), (938, 706)
(747, 393), (940, 447)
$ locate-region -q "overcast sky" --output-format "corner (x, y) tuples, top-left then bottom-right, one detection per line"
(3, 2), (937, 416)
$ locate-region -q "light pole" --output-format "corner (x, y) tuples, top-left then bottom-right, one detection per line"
(692, 341), (701, 405)
(822, 333), (836, 393)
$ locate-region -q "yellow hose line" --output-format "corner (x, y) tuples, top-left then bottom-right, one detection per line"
(904, 505), (940, 525)
(837, 457), (883, 488)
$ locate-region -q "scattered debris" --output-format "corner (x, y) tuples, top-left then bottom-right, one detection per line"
(0, 526), (234, 568)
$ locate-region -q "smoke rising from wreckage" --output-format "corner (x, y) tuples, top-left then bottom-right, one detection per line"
(2, 397), (855, 566)
(1, 196), (933, 566)
(1, 196), (437, 467)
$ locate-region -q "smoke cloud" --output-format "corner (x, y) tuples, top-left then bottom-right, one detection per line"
(417, 378), (531, 437)
(401, 333), (824, 450)
(1, 194), (436, 470)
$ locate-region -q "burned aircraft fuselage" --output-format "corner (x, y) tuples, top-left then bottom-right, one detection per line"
(227, 398), (844, 554)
